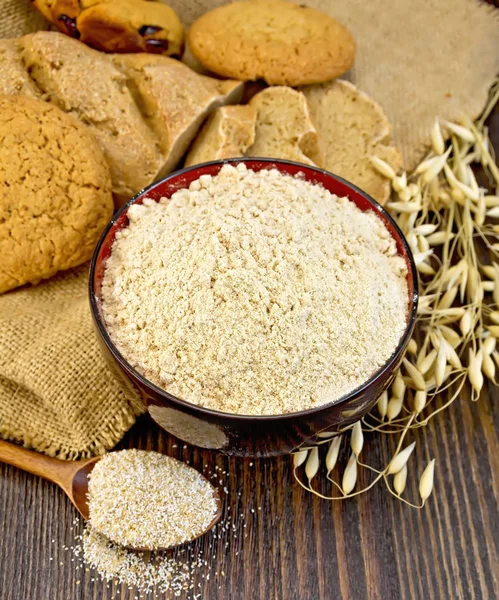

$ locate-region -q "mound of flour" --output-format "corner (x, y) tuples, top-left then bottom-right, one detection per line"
(102, 164), (408, 415)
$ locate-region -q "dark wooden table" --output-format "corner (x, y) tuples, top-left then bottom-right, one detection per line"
(1, 84), (498, 600)
(1, 383), (498, 600)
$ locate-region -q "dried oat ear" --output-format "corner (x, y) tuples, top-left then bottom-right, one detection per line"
(50, 0), (81, 37)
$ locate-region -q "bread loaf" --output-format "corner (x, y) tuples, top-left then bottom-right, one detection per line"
(0, 32), (242, 205)
(185, 105), (256, 167)
(112, 53), (244, 178)
(302, 80), (401, 205)
(21, 32), (161, 204)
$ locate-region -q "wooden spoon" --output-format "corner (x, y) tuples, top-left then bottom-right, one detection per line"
(0, 438), (222, 548)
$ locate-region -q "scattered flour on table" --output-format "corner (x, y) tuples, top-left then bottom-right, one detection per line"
(101, 164), (408, 415)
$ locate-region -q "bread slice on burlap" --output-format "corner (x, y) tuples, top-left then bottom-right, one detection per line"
(246, 87), (322, 166)
(184, 105), (256, 167)
(302, 79), (401, 205)
(20, 32), (161, 203)
(111, 54), (244, 179)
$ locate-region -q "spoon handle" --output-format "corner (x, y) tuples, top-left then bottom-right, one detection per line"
(0, 438), (73, 487)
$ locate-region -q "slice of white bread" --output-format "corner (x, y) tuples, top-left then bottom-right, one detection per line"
(0, 32), (243, 205)
(302, 80), (401, 205)
(246, 87), (323, 166)
(112, 54), (244, 179)
(185, 105), (256, 167)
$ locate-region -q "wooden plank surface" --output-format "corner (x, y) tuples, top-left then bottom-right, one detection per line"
(0, 382), (498, 600)
(1, 61), (498, 600)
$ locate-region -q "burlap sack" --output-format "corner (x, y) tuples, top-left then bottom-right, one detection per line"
(0, 0), (498, 458)
(0, 265), (145, 459)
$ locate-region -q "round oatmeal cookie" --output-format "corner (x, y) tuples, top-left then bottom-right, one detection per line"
(0, 95), (113, 294)
(187, 0), (356, 86)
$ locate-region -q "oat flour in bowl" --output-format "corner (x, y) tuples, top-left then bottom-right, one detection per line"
(101, 164), (409, 415)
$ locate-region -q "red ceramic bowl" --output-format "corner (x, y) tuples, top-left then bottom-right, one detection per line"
(89, 158), (418, 457)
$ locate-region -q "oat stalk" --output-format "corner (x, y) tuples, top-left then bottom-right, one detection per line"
(293, 79), (499, 507)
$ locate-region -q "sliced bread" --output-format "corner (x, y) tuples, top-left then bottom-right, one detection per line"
(184, 105), (256, 167)
(111, 54), (244, 179)
(302, 80), (401, 205)
(0, 32), (244, 205)
(20, 32), (161, 203)
(246, 87), (322, 167)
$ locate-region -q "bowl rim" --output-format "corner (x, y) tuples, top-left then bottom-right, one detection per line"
(89, 157), (419, 422)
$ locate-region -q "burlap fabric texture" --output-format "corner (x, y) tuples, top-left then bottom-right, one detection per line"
(0, 265), (145, 459)
(0, 0), (498, 458)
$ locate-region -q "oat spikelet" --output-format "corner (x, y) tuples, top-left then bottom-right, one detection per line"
(418, 348), (437, 375)
(442, 120), (475, 143)
(402, 358), (426, 391)
(305, 447), (319, 482)
(351, 422), (364, 457)
(342, 453), (357, 495)
(468, 349), (484, 395)
(326, 436), (342, 473)
(370, 156), (396, 180)
(407, 339), (418, 355)
(483, 335), (496, 355)
(393, 464), (408, 496)
(293, 449), (308, 469)
(460, 309), (473, 336)
(482, 352), (496, 380)
(387, 395), (404, 421)
(431, 120), (445, 155)
(391, 374), (406, 399)
(443, 339), (462, 369)
(377, 391), (388, 419)
(419, 459), (436, 503)
(388, 442), (416, 475)
(414, 390), (427, 414)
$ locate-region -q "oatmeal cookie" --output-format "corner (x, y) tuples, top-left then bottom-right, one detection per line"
(188, 0), (355, 86)
(0, 95), (113, 293)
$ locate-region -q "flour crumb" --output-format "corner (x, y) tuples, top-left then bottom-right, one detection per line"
(102, 164), (408, 415)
